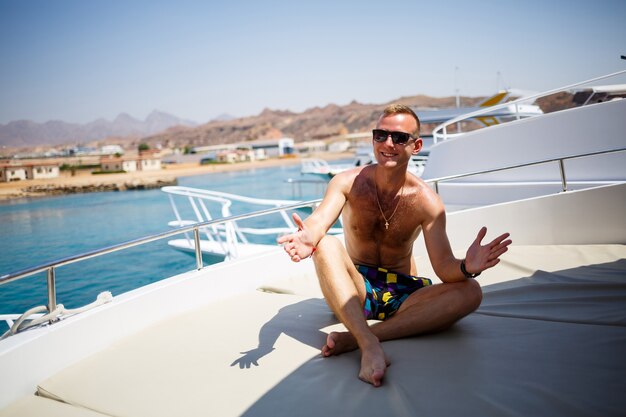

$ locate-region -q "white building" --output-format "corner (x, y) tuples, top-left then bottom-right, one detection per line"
(194, 138), (293, 159)
(0, 164), (28, 182)
(216, 149), (257, 164)
(101, 145), (125, 155)
(138, 157), (161, 171)
(100, 157), (138, 172)
(328, 140), (350, 152)
(277, 138), (295, 156)
(0, 160), (60, 182)
(294, 140), (327, 154)
(100, 152), (162, 172)
(31, 162), (61, 179)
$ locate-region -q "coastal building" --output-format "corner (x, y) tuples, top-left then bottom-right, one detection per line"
(138, 157), (162, 171)
(328, 140), (350, 153)
(137, 149), (162, 171)
(251, 138), (293, 158)
(215, 149), (258, 164)
(100, 156), (138, 173)
(0, 163), (28, 182)
(0, 160), (60, 182)
(30, 162), (61, 179)
(190, 144), (238, 155)
(294, 140), (326, 154)
(192, 138), (292, 159)
(101, 145), (125, 155)
(215, 152), (238, 164)
(69, 146), (99, 156)
(99, 152), (162, 173)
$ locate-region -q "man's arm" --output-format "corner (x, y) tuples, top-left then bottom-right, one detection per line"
(421, 191), (511, 282)
(421, 197), (465, 282)
(277, 172), (350, 262)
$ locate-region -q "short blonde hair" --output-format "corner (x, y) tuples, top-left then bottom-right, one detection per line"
(381, 104), (420, 136)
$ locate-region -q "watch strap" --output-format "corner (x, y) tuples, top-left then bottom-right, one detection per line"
(461, 259), (481, 279)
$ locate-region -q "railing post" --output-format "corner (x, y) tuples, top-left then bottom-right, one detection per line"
(46, 267), (57, 321)
(193, 227), (203, 270)
(434, 181), (439, 194)
(558, 159), (567, 192)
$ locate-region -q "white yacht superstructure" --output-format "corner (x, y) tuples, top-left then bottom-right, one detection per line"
(423, 71), (626, 210)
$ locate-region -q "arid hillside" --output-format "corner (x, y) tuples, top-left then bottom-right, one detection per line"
(4, 91), (573, 155)
(137, 90), (575, 150)
(138, 95), (487, 149)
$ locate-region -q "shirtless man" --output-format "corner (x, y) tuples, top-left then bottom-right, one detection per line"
(278, 104), (511, 387)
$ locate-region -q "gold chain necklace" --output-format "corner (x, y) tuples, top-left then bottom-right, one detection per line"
(375, 179), (405, 230)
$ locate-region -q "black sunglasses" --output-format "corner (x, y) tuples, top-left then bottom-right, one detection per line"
(372, 129), (416, 145)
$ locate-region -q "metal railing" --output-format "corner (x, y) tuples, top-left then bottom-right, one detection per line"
(0, 198), (321, 319)
(284, 178), (328, 198)
(432, 69), (626, 143)
(163, 186), (300, 261)
(426, 147), (626, 194)
(1, 146), (624, 324)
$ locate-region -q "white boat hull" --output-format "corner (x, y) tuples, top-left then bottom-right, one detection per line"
(168, 238), (277, 262)
(423, 99), (626, 208)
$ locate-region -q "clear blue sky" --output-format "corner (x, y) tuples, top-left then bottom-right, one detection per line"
(1, 0), (624, 125)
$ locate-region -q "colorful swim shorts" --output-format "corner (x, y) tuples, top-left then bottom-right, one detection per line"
(356, 264), (432, 320)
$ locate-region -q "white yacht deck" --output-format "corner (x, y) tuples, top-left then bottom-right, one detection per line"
(2, 243), (625, 417)
(2, 184), (625, 417)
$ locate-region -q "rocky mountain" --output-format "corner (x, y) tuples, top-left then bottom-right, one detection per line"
(3, 91), (567, 151)
(211, 113), (237, 122)
(0, 110), (197, 147)
(141, 95), (488, 150)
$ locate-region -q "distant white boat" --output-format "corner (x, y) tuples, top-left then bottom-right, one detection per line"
(415, 90), (544, 156)
(416, 90), (544, 126)
(301, 144), (425, 178)
(163, 186), (340, 262)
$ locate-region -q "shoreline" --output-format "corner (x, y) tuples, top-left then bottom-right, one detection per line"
(0, 153), (350, 201)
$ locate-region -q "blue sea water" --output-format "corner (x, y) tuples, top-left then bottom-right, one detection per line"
(0, 163), (332, 331)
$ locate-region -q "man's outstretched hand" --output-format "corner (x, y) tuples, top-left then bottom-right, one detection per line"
(464, 227), (512, 275)
(277, 213), (317, 262)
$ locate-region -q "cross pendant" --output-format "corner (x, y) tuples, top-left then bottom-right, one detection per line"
(384, 221), (389, 229)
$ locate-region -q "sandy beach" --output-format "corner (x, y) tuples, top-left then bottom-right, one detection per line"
(0, 153), (350, 201)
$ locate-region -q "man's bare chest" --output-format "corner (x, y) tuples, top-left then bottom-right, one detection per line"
(343, 197), (422, 245)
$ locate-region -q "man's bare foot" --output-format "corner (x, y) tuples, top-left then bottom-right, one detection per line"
(358, 343), (389, 387)
(321, 331), (358, 357)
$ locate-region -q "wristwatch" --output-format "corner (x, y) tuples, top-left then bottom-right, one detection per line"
(461, 259), (481, 279)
